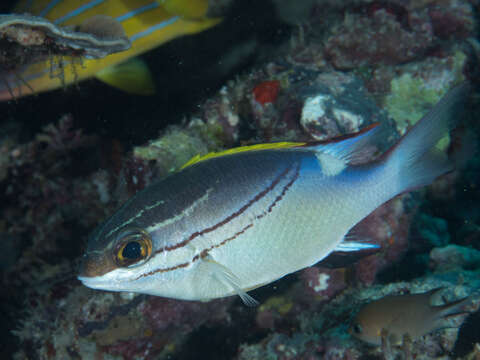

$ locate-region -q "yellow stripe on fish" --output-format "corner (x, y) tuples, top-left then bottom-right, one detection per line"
(0, 0), (221, 100)
(181, 142), (307, 169)
(160, 0), (209, 20)
(180, 123), (383, 169)
(180, 123), (379, 170)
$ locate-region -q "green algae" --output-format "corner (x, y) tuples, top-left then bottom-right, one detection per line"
(133, 120), (224, 173)
(386, 74), (444, 135)
(385, 51), (466, 136)
(259, 295), (293, 315)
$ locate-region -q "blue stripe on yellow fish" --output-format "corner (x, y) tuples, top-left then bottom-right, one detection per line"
(78, 83), (469, 305)
(0, 0), (221, 100)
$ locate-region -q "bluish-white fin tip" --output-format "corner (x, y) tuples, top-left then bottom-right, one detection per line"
(334, 241), (380, 252)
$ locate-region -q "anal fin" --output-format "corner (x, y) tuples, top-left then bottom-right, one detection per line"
(334, 241), (380, 252)
(95, 58), (155, 95)
(318, 239), (380, 269)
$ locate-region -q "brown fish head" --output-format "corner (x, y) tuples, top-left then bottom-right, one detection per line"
(79, 226), (153, 279)
(350, 301), (387, 346)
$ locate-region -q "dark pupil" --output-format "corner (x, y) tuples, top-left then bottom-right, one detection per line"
(353, 324), (362, 334)
(122, 241), (141, 259)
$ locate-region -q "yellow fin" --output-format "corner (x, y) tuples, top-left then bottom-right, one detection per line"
(181, 142), (306, 169)
(160, 0), (210, 20)
(95, 58), (155, 95)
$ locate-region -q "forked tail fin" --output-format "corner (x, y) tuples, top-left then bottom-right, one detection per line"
(383, 82), (470, 194)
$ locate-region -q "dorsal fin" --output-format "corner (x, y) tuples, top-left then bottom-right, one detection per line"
(180, 141), (306, 169)
(312, 123), (381, 176)
(180, 123), (381, 171)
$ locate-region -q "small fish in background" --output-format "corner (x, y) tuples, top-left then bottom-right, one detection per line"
(78, 83), (469, 305)
(350, 288), (471, 347)
(0, 0), (221, 100)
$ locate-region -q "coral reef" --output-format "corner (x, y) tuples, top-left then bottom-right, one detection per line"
(237, 269), (480, 360)
(298, 72), (392, 141)
(1, 0), (479, 359)
(14, 284), (232, 360)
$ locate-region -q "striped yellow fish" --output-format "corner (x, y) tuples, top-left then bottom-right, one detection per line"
(0, 0), (220, 100)
(78, 83), (469, 305)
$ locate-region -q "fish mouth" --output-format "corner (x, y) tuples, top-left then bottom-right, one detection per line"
(78, 271), (140, 293)
(77, 275), (106, 290)
(77, 254), (118, 289)
(77, 271), (126, 292)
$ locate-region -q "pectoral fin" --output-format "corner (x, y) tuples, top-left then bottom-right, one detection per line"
(95, 58), (155, 95)
(204, 257), (259, 306)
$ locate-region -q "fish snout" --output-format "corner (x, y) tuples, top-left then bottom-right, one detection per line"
(78, 251), (116, 278)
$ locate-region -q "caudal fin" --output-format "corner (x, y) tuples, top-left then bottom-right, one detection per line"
(384, 82), (470, 193)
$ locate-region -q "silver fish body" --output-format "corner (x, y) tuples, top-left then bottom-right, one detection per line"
(78, 83), (469, 303)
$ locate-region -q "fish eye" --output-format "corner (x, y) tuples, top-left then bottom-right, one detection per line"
(114, 228), (152, 267)
(122, 241), (142, 259)
(352, 324), (362, 334)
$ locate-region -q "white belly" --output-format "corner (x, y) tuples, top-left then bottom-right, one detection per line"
(176, 166), (387, 301)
